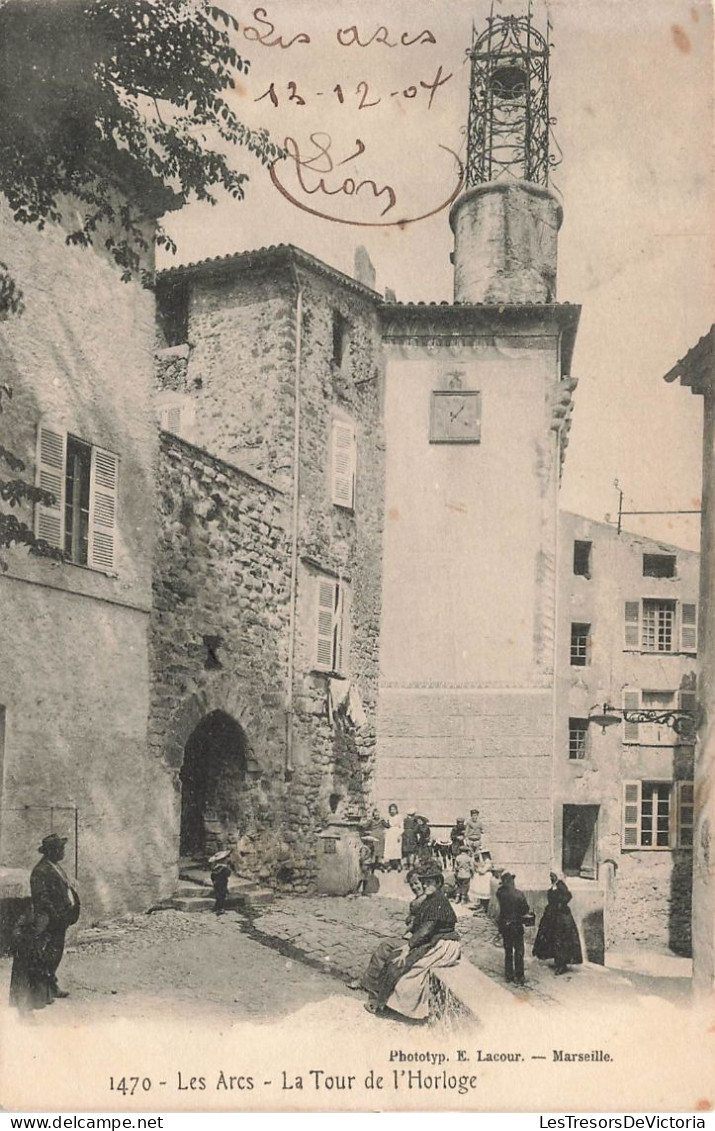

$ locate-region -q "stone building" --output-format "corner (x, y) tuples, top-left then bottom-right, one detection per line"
(664, 326), (714, 990)
(556, 512), (699, 952)
(152, 246), (385, 888)
(0, 182), (178, 922)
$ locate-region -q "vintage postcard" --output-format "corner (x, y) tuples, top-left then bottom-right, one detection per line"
(0, 0), (712, 1116)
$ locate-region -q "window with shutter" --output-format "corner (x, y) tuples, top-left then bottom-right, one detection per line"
(622, 781), (641, 848)
(680, 603), (698, 653)
(34, 424), (67, 550)
(88, 446), (119, 573)
(624, 601), (640, 648)
(622, 690), (640, 743)
(314, 575), (351, 675)
(331, 420), (356, 509)
(642, 599), (676, 651)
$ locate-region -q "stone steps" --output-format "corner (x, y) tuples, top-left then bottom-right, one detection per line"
(171, 862), (275, 915)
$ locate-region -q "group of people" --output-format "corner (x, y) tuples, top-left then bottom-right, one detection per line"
(348, 863), (583, 1020)
(9, 832), (80, 1013)
(496, 870), (583, 985)
(9, 828), (583, 1025)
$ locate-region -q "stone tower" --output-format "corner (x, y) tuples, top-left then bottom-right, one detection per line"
(375, 9), (579, 888)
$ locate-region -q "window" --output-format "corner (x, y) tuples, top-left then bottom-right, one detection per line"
(622, 780), (694, 849)
(156, 278), (190, 347)
(573, 540), (592, 577)
(622, 687), (696, 746)
(568, 718), (589, 760)
(624, 600), (697, 653)
(570, 622), (590, 666)
(642, 599), (675, 651)
(156, 391), (196, 444)
(314, 575), (350, 675)
(330, 419), (356, 509)
(643, 553), (676, 578)
(332, 311), (349, 369)
(35, 424), (118, 572)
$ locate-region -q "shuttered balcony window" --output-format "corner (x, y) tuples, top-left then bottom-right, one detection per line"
(35, 423), (119, 574)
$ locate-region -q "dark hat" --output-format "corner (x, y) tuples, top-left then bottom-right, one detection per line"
(501, 871), (516, 882)
(39, 833), (67, 853)
(417, 861), (444, 883)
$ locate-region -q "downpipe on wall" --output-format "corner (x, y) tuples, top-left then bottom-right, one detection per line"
(285, 269), (303, 779)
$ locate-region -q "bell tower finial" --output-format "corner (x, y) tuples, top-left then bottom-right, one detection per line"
(450, 6), (563, 305)
(466, 8), (556, 187)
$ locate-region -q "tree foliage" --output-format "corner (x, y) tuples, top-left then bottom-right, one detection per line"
(0, 0), (281, 563)
(0, 0), (283, 299)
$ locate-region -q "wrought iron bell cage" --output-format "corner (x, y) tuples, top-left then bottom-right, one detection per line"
(466, 11), (558, 188)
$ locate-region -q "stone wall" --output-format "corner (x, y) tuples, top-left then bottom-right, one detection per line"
(289, 269), (384, 822)
(150, 432), (312, 885)
(152, 255), (385, 888)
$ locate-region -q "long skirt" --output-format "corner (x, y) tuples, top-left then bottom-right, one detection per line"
(385, 939), (461, 1020)
(533, 907), (583, 966)
(9, 951), (52, 1012)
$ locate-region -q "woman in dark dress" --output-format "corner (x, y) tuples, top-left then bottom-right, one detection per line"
(349, 871), (426, 992)
(9, 914), (52, 1013)
(533, 871), (583, 975)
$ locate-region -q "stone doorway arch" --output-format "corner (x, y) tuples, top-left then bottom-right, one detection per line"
(179, 709), (248, 857)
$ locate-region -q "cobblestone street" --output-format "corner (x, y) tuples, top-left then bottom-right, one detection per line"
(1, 876), (692, 1026)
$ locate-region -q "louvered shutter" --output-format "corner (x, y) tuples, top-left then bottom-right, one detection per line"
(34, 424), (66, 549)
(675, 781), (694, 847)
(624, 601), (640, 648)
(165, 406), (182, 434)
(331, 421), (356, 509)
(622, 780), (641, 848)
(88, 446), (118, 572)
(680, 603), (698, 653)
(623, 690), (640, 743)
(316, 577), (337, 671)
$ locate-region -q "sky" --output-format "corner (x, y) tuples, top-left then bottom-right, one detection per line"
(162, 0), (712, 551)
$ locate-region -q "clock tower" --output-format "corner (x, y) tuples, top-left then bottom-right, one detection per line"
(375, 9), (580, 887)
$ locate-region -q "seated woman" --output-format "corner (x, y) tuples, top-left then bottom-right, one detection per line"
(348, 871), (425, 991)
(533, 871), (583, 975)
(365, 862), (460, 1020)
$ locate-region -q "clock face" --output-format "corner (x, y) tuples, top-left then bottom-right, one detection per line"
(430, 391), (481, 444)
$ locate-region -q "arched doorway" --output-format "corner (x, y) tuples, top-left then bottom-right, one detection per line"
(180, 710), (248, 857)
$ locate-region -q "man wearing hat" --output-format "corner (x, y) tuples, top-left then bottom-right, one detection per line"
(30, 833), (81, 999)
(496, 871), (530, 986)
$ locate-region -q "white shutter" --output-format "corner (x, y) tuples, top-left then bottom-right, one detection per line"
(34, 424), (66, 550)
(680, 603), (698, 653)
(331, 420), (356, 509)
(165, 406), (182, 434)
(316, 577), (337, 671)
(88, 446), (118, 573)
(623, 690), (640, 743)
(622, 780), (641, 848)
(624, 601), (640, 648)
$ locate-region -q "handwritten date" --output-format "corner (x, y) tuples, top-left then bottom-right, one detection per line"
(255, 66), (453, 110)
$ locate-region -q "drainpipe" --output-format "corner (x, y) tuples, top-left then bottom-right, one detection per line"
(285, 263), (303, 778)
(550, 334), (564, 876)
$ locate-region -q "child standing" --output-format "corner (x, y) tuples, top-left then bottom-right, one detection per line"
(208, 850), (233, 914)
(453, 847), (475, 904)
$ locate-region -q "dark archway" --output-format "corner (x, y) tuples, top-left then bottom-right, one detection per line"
(180, 710), (248, 858)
